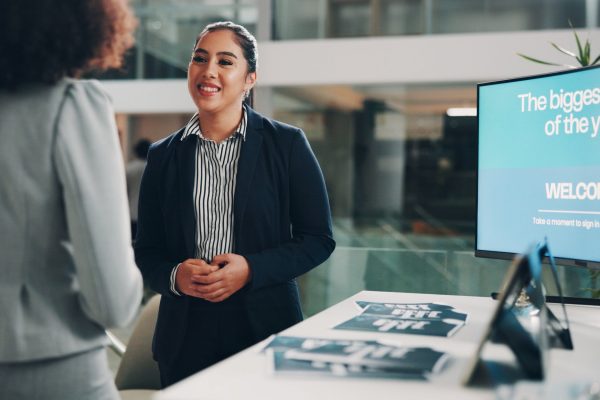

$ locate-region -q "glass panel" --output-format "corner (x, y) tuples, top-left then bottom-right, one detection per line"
(329, 0), (371, 38)
(298, 245), (597, 318)
(103, 0), (260, 79)
(273, 0), (324, 40)
(97, 0), (594, 78)
(298, 246), (452, 316)
(430, 0), (586, 34)
(272, 0), (588, 40)
(269, 83), (600, 315)
(379, 0), (425, 36)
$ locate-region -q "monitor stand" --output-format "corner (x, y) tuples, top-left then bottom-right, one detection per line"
(467, 359), (525, 388)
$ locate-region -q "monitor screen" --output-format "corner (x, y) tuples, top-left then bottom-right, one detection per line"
(476, 65), (600, 268)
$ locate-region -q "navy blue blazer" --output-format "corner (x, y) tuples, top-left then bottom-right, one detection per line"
(134, 107), (335, 364)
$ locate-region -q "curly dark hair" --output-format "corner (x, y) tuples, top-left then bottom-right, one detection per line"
(0, 0), (136, 90)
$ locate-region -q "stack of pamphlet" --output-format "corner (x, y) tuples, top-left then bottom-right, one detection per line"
(263, 335), (448, 379)
(334, 301), (468, 337)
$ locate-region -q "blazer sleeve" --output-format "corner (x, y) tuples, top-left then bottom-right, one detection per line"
(53, 80), (142, 328)
(245, 129), (336, 290)
(134, 143), (180, 297)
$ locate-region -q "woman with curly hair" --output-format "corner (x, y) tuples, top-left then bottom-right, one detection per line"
(0, 1), (142, 399)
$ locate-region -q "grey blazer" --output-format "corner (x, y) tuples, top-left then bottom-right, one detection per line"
(0, 79), (143, 362)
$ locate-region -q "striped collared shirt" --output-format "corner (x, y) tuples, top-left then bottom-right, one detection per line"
(170, 107), (247, 295)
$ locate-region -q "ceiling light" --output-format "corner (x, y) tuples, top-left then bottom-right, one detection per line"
(446, 107), (477, 117)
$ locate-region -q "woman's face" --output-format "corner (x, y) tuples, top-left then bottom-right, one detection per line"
(187, 29), (256, 116)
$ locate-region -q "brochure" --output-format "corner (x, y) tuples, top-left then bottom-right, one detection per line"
(333, 301), (469, 337)
(268, 350), (430, 379)
(263, 335), (448, 379)
(359, 303), (468, 323)
(356, 301), (456, 311)
(284, 342), (447, 374)
(335, 313), (464, 337)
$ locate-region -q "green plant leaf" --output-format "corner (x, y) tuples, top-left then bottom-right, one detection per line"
(572, 26), (585, 63)
(550, 42), (577, 58)
(583, 40), (591, 65)
(517, 53), (576, 68)
(519, 19), (599, 68)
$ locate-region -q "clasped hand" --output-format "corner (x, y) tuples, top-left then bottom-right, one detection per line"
(175, 254), (251, 302)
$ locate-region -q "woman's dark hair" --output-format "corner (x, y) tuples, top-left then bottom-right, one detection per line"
(195, 21), (258, 73)
(0, 0), (136, 90)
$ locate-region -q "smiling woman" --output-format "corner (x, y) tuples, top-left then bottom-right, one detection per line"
(134, 21), (336, 388)
(186, 26), (257, 137)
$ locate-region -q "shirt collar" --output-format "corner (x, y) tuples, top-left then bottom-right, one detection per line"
(180, 105), (248, 142)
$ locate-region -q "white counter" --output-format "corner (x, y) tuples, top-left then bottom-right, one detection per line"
(154, 291), (600, 400)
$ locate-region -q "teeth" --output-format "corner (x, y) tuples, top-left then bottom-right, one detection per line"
(200, 85), (219, 93)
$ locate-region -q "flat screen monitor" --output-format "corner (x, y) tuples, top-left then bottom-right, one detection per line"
(476, 65), (600, 268)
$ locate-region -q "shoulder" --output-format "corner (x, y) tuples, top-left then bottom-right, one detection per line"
(150, 128), (185, 151)
(55, 79), (116, 125)
(63, 79), (112, 106)
(146, 127), (186, 162)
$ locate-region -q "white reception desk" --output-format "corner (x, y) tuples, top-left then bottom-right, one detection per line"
(154, 291), (600, 400)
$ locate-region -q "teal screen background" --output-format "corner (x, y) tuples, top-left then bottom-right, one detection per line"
(477, 66), (600, 263)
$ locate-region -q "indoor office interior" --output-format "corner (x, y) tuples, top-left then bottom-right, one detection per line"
(104, 0), (600, 376)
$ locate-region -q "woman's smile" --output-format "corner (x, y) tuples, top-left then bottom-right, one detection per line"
(197, 82), (221, 96)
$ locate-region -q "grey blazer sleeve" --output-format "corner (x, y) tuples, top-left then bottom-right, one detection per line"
(53, 81), (142, 328)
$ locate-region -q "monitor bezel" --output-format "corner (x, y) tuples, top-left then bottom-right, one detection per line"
(475, 64), (600, 269)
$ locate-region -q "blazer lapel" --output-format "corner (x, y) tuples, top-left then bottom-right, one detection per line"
(234, 109), (263, 245)
(175, 135), (198, 258)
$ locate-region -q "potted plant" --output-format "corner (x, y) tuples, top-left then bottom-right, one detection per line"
(518, 22), (600, 68)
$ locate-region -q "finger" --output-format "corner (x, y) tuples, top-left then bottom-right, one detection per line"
(207, 291), (231, 303)
(211, 253), (230, 266)
(203, 289), (229, 302)
(204, 288), (226, 300)
(179, 260), (208, 276)
(191, 270), (222, 284)
(184, 285), (204, 299)
(184, 258), (209, 267)
(193, 264), (220, 275)
(194, 281), (222, 294)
